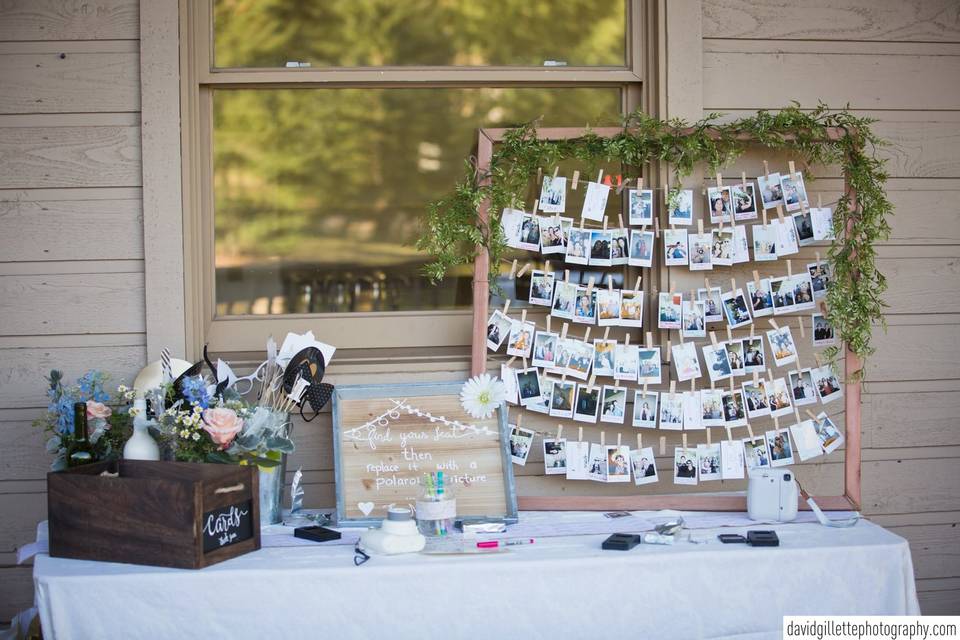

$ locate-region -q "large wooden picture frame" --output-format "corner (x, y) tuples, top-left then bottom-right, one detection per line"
(470, 126), (862, 513)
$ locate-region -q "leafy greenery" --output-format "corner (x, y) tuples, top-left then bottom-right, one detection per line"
(417, 104), (892, 379)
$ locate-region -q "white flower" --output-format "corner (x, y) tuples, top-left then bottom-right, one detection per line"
(459, 374), (507, 420)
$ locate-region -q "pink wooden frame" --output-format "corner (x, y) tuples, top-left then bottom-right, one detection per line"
(470, 126), (862, 512)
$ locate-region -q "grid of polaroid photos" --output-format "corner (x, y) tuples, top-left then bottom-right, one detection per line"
(489, 166), (844, 487)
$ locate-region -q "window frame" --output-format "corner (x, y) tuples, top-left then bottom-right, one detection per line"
(179, 0), (650, 354)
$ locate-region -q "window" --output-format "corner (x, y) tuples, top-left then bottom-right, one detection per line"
(182, 1), (646, 351)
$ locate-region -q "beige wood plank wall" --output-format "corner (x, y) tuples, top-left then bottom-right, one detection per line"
(701, 0), (960, 615)
(0, 0), (145, 619)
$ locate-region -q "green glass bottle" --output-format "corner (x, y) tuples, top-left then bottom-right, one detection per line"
(67, 402), (95, 467)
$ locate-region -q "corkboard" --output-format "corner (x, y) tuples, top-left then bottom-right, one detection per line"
(331, 382), (518, 526)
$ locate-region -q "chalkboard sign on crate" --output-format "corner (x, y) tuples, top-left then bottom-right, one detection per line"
(47, 460), (260, 569)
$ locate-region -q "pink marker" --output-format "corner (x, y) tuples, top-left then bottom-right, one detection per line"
(476, 539), (535, 549)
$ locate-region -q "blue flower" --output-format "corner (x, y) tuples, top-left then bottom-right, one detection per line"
(181, 375), (211, 409)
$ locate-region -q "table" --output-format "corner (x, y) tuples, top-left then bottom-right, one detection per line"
(31, 512), (919, 640)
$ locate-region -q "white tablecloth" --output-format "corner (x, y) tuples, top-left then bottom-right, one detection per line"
(32, 512), (919, 640)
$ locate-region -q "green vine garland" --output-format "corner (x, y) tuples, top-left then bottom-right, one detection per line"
(418, 104), (892, 378)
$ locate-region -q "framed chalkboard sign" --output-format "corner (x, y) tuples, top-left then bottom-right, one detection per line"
(332, 382), (518, 526)
(202, 500), (254, 553)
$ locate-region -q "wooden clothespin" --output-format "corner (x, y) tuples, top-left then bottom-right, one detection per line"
(753, 269), (762, 289)
(618, 212), (625, 228)
(697, 219), (704, 235)
(654, 217), (660, 238)
(608, 274), (615, 291)
(818, 193), (823, 209)
(565, 269), (571, 283)
(805, 409), (818, 421)
(638, 177), (645, 190)
(670, 380), (677, 397)
(750, 324), (756, 338)
(572, 170), (580, 190)
(709, 331), (718, 346)
(578, 426), (584, 442)
(706, 428), (712, 446)
(517, 262), (532, 278)
(553, 165), (560, 179)
(715, 172), (723, 189)
(617, 432), (622, 447)
(726, 326), (733, 343)
(616, 179), (630, 196)
(646, 331), (653, 347)
(596, 169), (604, 184)
(580, 216), (586, 230)
(690, 378), (696, 393)
(637, 432), (642, 450)
(741, 171), (748, 188)
(533, 199), (540, 213)
(773, 414), (780, 429)
(522, 356), (528, 370)
(502, 299), (511, 314)
(669, 280), (676, 294)
(815, 251), (821, 267)
(776, 204), (785, 222)
(509, 259), (519, 279)
(546, 315), (552, 333)
(665, 339), (672, 361)
(602, 218), (608, 231)
(659, 435), (667, 455)
(586, 276), (596, 296)
(786, 259), (793, 277)
(600, 431), (606, 447)
(753, 371), (760, 385)
(625, 333), (631, 346)
(557, 424), (563, 440)
(763, 160), (770, 179)
(516, 413), (524, 429)
(766, 367), (774, 381)
(814, 353), (823, 368)
(583, 327), (592, 343)
(634, 276), (642, 291)
(682, 432), (688, 451)
(520, 308), (527, 324)
(561, 322), (569, 340)
(507, 356), (516, 367)
(762, 207), (768, 228)
(602, 326), (610, 341)
(793, 405), (801, 424)
(643, 381), (648, 395)
(587, 372), (597, 391)
(768, 318), (779, 330)
(798, 316), (805, 339)
(544, 259), (551, 275)
(704, 276), (711, 291)
(747, 422), (755, 439)
(537, 167), (543, 183)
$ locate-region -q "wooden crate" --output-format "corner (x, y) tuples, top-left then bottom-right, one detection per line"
(47, 460), (261, 569)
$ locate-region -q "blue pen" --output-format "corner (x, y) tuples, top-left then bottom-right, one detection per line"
(436, 472), (446, 536)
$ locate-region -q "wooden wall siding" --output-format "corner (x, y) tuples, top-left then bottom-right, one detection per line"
(702, 0), (960, 613)
(0, 0), (145, 620)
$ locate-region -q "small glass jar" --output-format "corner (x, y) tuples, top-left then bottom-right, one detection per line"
(415, 479), (457, 537)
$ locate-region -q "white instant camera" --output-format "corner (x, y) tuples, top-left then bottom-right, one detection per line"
(747, 469), (799, 522)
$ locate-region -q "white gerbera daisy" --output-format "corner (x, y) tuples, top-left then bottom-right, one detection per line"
(459, 374), (507, 420)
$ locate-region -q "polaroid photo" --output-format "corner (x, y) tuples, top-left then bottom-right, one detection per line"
(814, 411), (844, 455)
(672, 341), (702, 382)
(593, 339), (617, 377)
(631, 447), (658, 486)
(658, 292), (683, 330)
(543, 438), (568, 475)
(573, 384), (601, 423)
(772, 217), (799, 256)
(731, 182), (758, 221)
(769, 276), (795, 316)
(619, 289), (644, 328)
(703, 342), (733, 382)
(721, 288), (753, 329)
(582, 181), (610, 222)
(558, 217), (573, 249)
(517, 213), (541, 252)
(509, 425), (536, 465)
(752, 224), (778, 262)
(812, 313), (836, 347)
(539, 175), (567, 213)
(572, 286), (597, 325)
(628, 230), (655, 268)
(588, 230), (613, 267)
(596, 289), (622, 327)
(707, 185), (733, 224)
(781, 172), (808, 212)
(766, 325), (798, 367)
(674, 447), (698, 485)
(700, 388), (725, 427)
(614, 344), (640, 381)
(588, 443), (608, 482)
(565, 440), (591, 480)
(688, 232), (714, 271)
(697, 287), (724, 323)
(722, 389), (748, 428)
(565, 339), (595, 381)
(549, 338), (572, 376)
(810, 206), (835, 241)
(500, 364), (520, 405)
(732, 225), (751, 264)
(531, 331), (558, 369)
(743, 435), (770, 473)
(725, 339), (745, 377)
(669, 189), (694, 226)
(742, 379), (770, 419)
(632, 390), (659, 428)
(549, 379), (577, 418)
(628, 189), (654, 226)
(528, 377), (554, 414)
(792, 211), (815, 247)
(757, 172), (784, 209)
(812, 364), (843, 404)
(515, 368), (543, 407)
(538, 216), (565, 255)
(485, 309), (513, 351)
(500, 208), (525, 250)
(551, 280), (578, 319)
(600, 385), (628, 424)
(610, 228), (629, 266)
(606, 445), (632, 483)
(505, 320), (535, 358)
(528, 269), (556, 306)
(712, 228), (734, 267)
(720, 439), (746, 480)
(565, 227), (590, 265)
(637, 347), (662, 384)
(790, 273), (816, 311)
(742, 336), (766, 373)
(766, 428), (795, 467)
(789, 420), (822, 462)
(788, 369), (817, 407)
(683, 391), (703, 430)
(663, 228), (689, 266)
(697, 443), (722, 481)
(682, 300), (707, 339)
(659, 393), (684, 431)
(767, 377), (794, 418)
(746, 278), (774, 318)
(808, 261), (832, 300)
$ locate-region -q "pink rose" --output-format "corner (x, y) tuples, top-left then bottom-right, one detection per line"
(202, 407), (243, 449)
(86, 401), (113, 421)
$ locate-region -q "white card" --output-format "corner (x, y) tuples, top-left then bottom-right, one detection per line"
(720, 440), (746, 479)
(565, 441), (591, 480)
